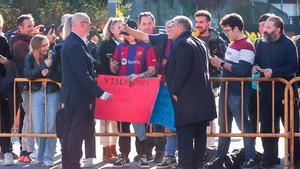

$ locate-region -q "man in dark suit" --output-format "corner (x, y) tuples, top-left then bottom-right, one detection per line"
(61, 12), (111, 169)
(165, 16), (217, 169)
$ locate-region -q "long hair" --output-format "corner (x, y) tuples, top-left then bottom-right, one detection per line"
(30, 35), (48, 64)
(102, 17), (123, 40)
(62, 15), (72, 40)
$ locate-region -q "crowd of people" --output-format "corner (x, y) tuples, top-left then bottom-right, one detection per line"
(0, 9), (300, 169)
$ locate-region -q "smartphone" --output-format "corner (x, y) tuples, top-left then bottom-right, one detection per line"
(40, 24), (55, 35)
(48, 50), (53, 60)
(106, 53), (117, 61)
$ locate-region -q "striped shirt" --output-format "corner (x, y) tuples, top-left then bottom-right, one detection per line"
(222, 37), (255, 96)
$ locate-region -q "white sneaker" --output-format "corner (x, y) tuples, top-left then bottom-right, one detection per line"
(82, 158), (94, 168)
(4, 153), (14, 165)
(29, 150), (37, 160)
(31, 159), (42, 164)
(44, 159), (54, 167)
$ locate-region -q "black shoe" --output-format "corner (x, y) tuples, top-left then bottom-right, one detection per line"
(138, 155), (150, 168)
(157, 156), (177, 168)
(204, 156), (225, 169)
(296, 158), (300, 169)
(258, 158), (280, 168)
(113, 154), (130, 168)
(147, 154), (153, 162)
(240, 158), (256, 169)
(154, 154), (164, 163)
(134, 155), (139, 162)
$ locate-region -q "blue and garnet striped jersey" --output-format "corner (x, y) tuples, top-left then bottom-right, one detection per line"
(114, 41), (157, 76)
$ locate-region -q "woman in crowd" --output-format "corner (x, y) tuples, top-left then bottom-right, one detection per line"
(98, 17), (124, 162)
(24, 34), (61, 167)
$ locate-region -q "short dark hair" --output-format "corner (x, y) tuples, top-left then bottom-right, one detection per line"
(138, 12), (155, 25)
(267, 15), (284, 34)
(16, 14), (34, 27)
(194, 10), (211, 22)
(220, 13), (244, 31)
(258, 13), (274, 23)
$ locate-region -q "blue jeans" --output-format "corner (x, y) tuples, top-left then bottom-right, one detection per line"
(217, 93), (256, 159)
(165, 128), (177, 156)
(132, 123), (147, 141)
(31, 86), (60, 162)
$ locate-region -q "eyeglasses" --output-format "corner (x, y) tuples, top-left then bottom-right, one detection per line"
(80, 21), (92, 26)
(223, 29), (233, 34)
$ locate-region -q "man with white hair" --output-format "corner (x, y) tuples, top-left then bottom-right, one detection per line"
(60, 12), (111, 169)
(165, 16), (216, 169)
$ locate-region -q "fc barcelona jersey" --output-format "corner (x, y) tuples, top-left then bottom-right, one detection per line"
(114, 41), (157, 76)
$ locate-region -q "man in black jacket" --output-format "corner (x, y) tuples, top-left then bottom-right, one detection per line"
(60, 12), (112, 169)
(165, 16), (217, 169)
(253, 15), (300, 168)
(193, 10), (227, 150)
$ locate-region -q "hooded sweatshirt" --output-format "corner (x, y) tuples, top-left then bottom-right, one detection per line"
(10, 32), (32, 77)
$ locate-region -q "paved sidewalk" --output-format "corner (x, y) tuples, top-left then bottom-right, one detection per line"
(0, 121), (287, 169)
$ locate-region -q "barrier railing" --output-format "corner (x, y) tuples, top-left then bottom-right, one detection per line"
(209, 77), (294, 169)
(0, 77), (297, 168)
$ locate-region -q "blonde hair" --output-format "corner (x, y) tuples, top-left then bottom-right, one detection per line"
(0, 14), (3, 29)
(102, 17), (123, 40)
(63, 15), (72, 39)
(30, 35), (49, 64)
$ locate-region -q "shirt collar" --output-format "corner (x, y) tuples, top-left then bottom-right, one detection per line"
(72, 32), (88, 45)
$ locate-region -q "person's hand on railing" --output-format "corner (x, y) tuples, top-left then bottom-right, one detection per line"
(42, 69), (49, 77)
(263, 68), (273, 78)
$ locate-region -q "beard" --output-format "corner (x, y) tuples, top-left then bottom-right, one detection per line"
(262, 31), (277, 43)
(197, 26), (208, 35)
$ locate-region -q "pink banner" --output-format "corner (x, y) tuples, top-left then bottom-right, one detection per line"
(95, 75), (160, 123)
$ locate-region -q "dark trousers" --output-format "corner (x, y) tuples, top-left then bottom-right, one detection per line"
(148, 124), (166, 156)
(85, 101), (96, 159)
(260, 95), (300, 162)
(117, 122), (149, 157)
(85, 136), (96, 158)
(0, 77), (14, 153)
(117, 122), (131, 157)
(62, 104), (94, 169)
(177, 121), (208, 169)
(248, 89), (259, 132)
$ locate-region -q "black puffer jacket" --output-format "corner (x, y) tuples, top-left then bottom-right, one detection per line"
(0, 35), (11, 77)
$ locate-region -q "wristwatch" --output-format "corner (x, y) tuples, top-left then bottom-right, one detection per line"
(220, 61), (225, 68)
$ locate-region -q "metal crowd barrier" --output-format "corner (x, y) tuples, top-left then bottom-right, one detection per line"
(209, 77), (294, 169)
(0, 77), (298, 168)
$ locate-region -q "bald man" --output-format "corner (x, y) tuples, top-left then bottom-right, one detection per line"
(60, 13), (111, 169)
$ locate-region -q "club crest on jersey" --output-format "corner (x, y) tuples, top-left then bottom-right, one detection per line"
(121, 58), (127, 65)
(136, 51), (143, 57)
